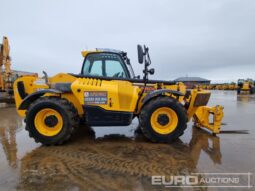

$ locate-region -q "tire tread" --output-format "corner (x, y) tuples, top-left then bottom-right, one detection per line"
(25, 97), (79, 145)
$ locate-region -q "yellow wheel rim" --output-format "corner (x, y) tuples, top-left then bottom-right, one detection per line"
(34, 108), (63, 136)
(150, 107), (178, 135)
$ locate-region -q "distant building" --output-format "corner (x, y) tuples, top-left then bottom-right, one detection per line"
(1, 69), (37, 82)
(1, 69), (36, 76)
(11, 70), (37, 76)
(2, 69), (36, 76)
(175, 77), (211, 89)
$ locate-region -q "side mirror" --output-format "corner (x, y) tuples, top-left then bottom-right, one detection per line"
(137, 44), (144, 64)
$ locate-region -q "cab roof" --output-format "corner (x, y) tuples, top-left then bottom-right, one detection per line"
(81, 48), (126, 57)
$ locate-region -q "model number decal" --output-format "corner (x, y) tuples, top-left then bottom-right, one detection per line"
(84, 91), (108, 105)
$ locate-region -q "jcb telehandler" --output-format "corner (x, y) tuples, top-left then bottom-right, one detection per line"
(13, 45), (224, 145)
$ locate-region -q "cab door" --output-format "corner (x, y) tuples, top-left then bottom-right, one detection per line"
(72, 53), (139, 126)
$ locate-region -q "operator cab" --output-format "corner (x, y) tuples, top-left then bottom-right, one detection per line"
(81, 49), (135, 79)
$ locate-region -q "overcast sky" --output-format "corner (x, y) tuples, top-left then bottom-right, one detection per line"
(1, 0), (255, 82)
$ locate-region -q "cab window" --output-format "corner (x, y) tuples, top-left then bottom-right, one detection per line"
(82, 53), (129, 78)
(105, 60), (127, 78)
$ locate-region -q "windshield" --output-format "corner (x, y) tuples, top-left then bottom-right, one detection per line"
(123, 57), (135, 79)
(238, 79), (245, 83)
(126, 64), (135, 78)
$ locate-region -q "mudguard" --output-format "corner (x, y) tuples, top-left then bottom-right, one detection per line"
(142, 89), (184, 104)
(18, 89), (62, 110)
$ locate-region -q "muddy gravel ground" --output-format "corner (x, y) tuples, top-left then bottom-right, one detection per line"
(0, 91), (254, 191)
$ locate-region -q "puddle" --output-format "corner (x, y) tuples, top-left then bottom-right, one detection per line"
(0, 91), (254, 190)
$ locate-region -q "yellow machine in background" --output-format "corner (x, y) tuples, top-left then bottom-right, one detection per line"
(13, 45), (224, 145)
(197, 83), (237, 91)
(0, 36), (12, 94)
(237, 79), (255, 94)
(203, 83), (237, 91)
(227, 83), (237, 90)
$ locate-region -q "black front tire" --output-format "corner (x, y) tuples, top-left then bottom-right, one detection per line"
(139, 96), (187, 143)
(25, 97), (79, 145)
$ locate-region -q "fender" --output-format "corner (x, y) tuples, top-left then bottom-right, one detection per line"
(18, 89), (62, 110)
(142, 89), (184, 105)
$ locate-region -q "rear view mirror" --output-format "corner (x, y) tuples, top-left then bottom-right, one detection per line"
(137, 44), (144, 64)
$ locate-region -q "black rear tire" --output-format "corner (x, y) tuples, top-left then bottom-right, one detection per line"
(250, 87), (255, 94)
(139, 96), (187, 143)
(25, 97), (79, 145)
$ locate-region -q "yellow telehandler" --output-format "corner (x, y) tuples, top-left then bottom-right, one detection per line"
(237, 79), (255, 94)
(13, 45), (224, 145)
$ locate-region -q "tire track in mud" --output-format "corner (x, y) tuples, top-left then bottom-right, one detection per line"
(18, 139), (196, 190)
(40, 142), (194, 177)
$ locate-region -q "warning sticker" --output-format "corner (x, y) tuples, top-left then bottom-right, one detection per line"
(84, 91), (108, 105)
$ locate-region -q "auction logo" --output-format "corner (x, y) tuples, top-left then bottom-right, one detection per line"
(152, 173), (253, 188)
